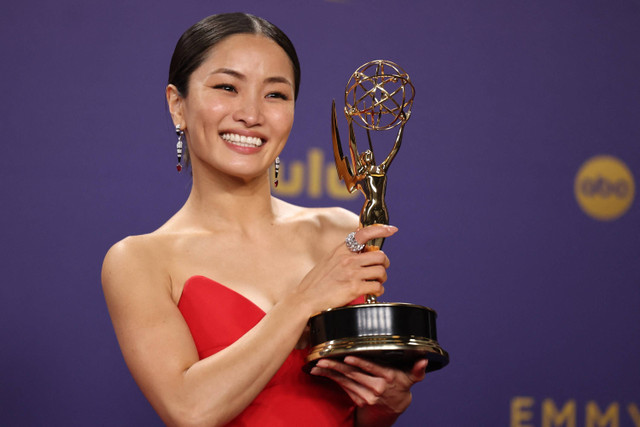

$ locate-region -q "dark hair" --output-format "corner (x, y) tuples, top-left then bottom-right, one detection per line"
(168, 12), (301, 100)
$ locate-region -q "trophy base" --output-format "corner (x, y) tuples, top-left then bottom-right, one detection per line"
(304, 302), (449, 373)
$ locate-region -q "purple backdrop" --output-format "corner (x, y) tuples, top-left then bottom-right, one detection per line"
(2, 0), (639, 425)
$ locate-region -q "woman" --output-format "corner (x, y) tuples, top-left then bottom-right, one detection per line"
(102, 13), (427, 426)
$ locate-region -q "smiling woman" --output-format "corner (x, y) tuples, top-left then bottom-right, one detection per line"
(101, 12), (427, 426)
(167, 33), (295, 183)
(167, 13), (300, 171)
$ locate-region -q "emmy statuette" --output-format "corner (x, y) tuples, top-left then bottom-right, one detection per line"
(305, 60), (449, 373)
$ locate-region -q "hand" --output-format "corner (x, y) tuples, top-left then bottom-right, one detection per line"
(295, 225), (398, 314)
(310, 357), (427, 424)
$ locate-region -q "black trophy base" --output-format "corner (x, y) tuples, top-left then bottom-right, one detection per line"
(304, 303), (449, 373)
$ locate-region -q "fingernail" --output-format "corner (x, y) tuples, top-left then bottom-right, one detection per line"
(317, 359), (330, 368)
(310, 367), (320, 375)
(343, 356), (358, 365)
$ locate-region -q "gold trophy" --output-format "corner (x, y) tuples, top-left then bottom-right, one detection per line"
(305, 60), (449, 372)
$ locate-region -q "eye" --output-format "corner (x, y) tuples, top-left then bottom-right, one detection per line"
(213, 84), (237, 93)
(266, 92), (289, 100)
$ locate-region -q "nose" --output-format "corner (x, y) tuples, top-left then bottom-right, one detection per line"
(233, 93), (264, 127)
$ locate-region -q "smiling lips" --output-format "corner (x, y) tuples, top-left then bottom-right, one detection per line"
(221, 133), (264, 148)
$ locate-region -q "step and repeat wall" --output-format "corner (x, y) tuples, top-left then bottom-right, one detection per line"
(2, 0), (638, 425)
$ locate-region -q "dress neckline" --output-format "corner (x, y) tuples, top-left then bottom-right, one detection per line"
(179, 275), (267, 315)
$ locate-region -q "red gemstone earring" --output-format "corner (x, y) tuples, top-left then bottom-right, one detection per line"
(274, 156), (280, 187)
(175, 124), (184, 172)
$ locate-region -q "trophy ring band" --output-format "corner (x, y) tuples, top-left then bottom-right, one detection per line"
(345, 232), (365, 252)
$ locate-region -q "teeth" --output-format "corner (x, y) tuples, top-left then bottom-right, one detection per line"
(221, 133), (263, 147)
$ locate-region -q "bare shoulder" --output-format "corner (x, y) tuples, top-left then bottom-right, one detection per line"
(101, 233), (171, 297)
(276, 199), (356, 227)
(103, 234), (162, 275)
(310, 206), (359, 234)
(274, 199), (358, 248)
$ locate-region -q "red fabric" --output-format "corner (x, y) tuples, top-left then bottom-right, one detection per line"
(177, 275), (355, 426)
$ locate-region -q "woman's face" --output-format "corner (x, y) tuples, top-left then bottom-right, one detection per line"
(169, 34), (295, 182)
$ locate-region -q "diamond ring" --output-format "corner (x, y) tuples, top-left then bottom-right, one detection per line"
(345, 232), (365, 252)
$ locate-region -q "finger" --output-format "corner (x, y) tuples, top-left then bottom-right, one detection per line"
(408, 359), (428, 383)
(343, 356), (397, 383)
(310, 365), (369, 406)
(318, 358), (389, 396)
(360, 266), (387, 284)
(342, 387), (367, 407)
(316, 358), (370, 380)
(312, 363), (382, 406)
(361, 282), (384, 297)
(355, 251), (390, 268)
(354, 225), (398, 246)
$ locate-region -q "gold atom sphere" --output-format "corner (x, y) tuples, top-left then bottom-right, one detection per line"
(344, 60), (415, 131)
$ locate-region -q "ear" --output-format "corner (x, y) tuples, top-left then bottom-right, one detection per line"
(166, 84), (185, 128)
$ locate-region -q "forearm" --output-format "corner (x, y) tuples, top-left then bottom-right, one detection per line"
(151, 294), (312, 426)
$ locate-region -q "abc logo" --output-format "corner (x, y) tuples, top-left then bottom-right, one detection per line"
(574, 155), (635, 221)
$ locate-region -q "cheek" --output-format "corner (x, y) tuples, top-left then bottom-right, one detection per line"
(184, 95), (227, 127)
(200, 102), (228, 126)
(272, 106), (295, 135)
(184, 105), (228, 151)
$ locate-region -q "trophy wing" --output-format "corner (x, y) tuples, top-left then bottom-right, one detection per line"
(332, 101), (358, 192)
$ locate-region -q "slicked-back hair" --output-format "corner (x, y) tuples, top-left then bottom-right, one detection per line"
(168, 12), (301, 100)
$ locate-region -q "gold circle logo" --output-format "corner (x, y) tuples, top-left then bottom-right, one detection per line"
(574, 155), (635, 221)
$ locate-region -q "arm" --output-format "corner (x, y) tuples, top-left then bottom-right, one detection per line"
(102, 238), (309, 426)
(311, 357), (428, 427)
(379, 123), (404, 172)
(102, 226), (397, 426)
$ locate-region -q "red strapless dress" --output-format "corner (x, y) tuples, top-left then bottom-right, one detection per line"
(177, 275), (356, 426)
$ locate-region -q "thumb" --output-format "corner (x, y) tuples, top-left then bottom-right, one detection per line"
(354, 224), (398, 245)
(408, 359), (428, 383)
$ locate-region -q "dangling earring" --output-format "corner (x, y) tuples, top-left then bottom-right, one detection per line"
(175, 124), (184, 172)
(274, 156), (281, 187)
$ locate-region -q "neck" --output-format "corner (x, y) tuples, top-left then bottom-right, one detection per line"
(182, 167), (278, 233)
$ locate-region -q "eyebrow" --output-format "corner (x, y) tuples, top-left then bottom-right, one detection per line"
(209, 68), (243, 79)
(265, 76), (293, 87)
(209, 68), (293, 88)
